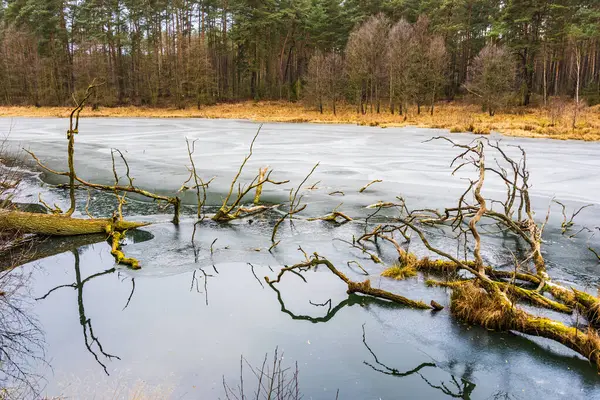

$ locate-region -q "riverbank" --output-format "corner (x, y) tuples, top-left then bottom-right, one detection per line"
(1, 101), (599, 141)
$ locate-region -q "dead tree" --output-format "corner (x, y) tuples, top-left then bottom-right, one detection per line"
(180, 138), (214, 220)
(267, 137), (600, 370)
(264, 252), (434, 310)
(269, 163), (319, 250)
(385, 139), (600, 366)
(213, 126), (288, 222)
(18, 83), (181, 227)
(0, 84), (191, 269)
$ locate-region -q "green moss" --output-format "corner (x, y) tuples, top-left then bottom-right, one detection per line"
(381, 264), (417, 280)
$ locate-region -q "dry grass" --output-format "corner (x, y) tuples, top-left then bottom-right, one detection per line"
(1, 101), (599, 141)
(450, 281), (517, 330)
(381, 263), (418, 280)
(450, 281), (600, 368)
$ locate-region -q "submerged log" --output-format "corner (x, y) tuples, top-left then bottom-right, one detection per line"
(0, 209), (148, 236)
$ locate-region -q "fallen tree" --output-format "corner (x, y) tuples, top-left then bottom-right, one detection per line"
(23, 85), (181, 225)
(264, 137), (600, 371)
(0, 82), (163, 268)
(0, 209), (147, 236)
(264, 252), (435, 310)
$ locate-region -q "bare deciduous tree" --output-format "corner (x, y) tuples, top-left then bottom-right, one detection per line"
(345, 14), (390, 114)
(465, 44), (516, 116)
(387, 19), (413, 115)
(304, 50), (327, 113)
(426, 36), (448, 115)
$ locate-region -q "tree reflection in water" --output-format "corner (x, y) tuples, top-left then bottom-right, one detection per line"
(268, 282), (408, 323)
(361, 324), (476, 399)
(35, 250), (124, 375)
(264, 281), (479, 399)
(0, 263), (46, 398)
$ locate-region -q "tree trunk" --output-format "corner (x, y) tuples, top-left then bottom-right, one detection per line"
(0, 210), (148, 236)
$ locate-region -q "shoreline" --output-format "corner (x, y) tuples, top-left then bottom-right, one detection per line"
(0, 101), (599, 142)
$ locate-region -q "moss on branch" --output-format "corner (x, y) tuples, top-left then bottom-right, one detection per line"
(0, 209), (148, 236)
(265, 254), (433, 310)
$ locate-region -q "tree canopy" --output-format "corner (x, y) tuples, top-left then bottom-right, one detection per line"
(0, 0), (597, 108)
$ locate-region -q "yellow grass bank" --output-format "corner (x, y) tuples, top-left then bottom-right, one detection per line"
(1, 101), (599, 141)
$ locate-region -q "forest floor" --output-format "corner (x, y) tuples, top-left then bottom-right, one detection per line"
(1, 101), (599, 141)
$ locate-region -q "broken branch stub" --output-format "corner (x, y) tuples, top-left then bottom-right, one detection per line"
(254, 167), (269, 204)
(359, 179), (382, 193)
(308, 203), (353, 223)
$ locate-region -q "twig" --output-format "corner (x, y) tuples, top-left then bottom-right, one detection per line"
(213, 126), (289, 221)
(347, 260), (369, 275)
(248, 263), (265, 288)
(270, 163), (319, 251)
(359, 180), (382, 193)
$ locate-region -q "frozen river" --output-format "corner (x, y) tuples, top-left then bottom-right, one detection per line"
(1, 117), (600, 399)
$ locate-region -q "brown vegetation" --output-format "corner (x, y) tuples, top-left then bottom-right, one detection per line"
(1, 101), (598, 141)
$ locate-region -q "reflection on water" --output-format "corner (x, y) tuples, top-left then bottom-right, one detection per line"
(35, 250), (120, 375)
(361, 324), (476, 399)
(0, 234), (105, 271)
(0, 265), (45, 398)
(270, 283), (406, 324)
(0, 230), (155, 272)
(4, 215), (598, 399)
(2, 119), (600, 398)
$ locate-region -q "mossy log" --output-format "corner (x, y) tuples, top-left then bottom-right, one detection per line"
(396, 251), (597, 317)
(398, 251), (541, 286)
(451, 282), (600, 369)
(399, 258), (570, 313)
(425, 279), (470, 288)
(498, 281), (572, 313)
(517, 316), (600, 369)
(572, 289), (600, 326)
(347, 279), (432, 309)
(0, 209), (148, 236)
(265, 254), (434, 310)
(543, 283), (600, 326)
(109, 230), (140, 269)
